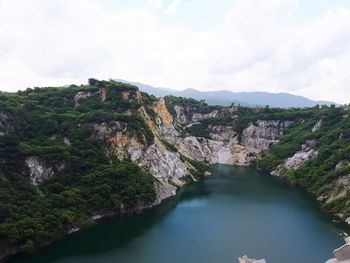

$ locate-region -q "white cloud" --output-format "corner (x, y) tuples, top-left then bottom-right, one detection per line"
(164, 0), (182, 15)
(147, 0), (163, 10)
(0, 0), (349, 103)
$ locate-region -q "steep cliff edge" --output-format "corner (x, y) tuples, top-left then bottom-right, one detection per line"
(157, 97), (294, 166)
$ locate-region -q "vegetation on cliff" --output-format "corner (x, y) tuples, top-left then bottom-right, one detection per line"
(164, 94), (350, 220)
(0, 79), (157, 253)
(258, 106), (350, 218)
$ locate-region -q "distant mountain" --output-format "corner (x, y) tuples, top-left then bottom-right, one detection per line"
(116, 79), (336, 108)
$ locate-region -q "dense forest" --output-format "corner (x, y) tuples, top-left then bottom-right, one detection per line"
(0, 79), (160, 254)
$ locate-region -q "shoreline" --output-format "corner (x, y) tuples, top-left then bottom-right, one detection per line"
(2, 164), (348, 261)
(264, 166), (350, 229)
(0, 202), (156, 261)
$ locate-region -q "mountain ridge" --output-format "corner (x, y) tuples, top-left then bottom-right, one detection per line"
(116, 79), (337, 108)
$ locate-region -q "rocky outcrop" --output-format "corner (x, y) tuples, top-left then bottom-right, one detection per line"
(173, 105), (238, 125)
(241, 120), (293, 151)
(93, 115), (190, 204)
(336, 161), (350, 170)
(173, 105), (219, 125)
(239, 255), (267, 263)
(318, 174), (350, 207)
(171, 121), (291, 166)
(326, 237), (350, 263)
(74, 88), (107, 107)
(156, 102), (293, 166)
(208, 125), (238, 143)
(175, 136), (250, 165)
(25, 156), (65, 185)
(312, 119), (322, 132)
(271, 140), (318, 176)
(132, 141), (188, 204)
(153, 98), (174, 125)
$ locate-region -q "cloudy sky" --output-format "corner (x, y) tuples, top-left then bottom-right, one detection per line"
(0, 0), (350, 103)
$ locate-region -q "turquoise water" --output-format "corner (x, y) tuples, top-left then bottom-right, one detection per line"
(8, 165), (347, 263)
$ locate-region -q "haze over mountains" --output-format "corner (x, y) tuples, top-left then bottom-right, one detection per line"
(117, 79), (336, 108)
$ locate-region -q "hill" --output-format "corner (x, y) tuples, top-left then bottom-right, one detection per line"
(117, 79), (336, 108)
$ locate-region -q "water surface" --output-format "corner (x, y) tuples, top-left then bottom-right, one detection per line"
(9, 165), (348, 263)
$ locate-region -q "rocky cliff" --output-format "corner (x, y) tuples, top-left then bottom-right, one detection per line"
(8, 85), (294, 210)
(157, 99), (293, 166)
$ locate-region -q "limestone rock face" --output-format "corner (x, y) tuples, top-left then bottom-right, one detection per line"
(208, 125), (238, 143)
(170, 120), (292, 166)
(173, 105), (237, 125)
(175, 136), (250, 165)
(241, 120), (294, 151)
(312, 119), (322, 132)
(25, 156), (65, 185)
(321, 174), (350, 206)
(271, 140), (318, 176)
(134, 143), (188, 204)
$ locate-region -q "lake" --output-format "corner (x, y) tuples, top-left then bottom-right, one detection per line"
(8, 165), (348, 263)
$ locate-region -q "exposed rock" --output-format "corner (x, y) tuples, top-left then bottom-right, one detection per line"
(154, 113), (292, 166)
(94, 113), (189, 204)
(94, 121), (127, 140)
(74, 91), (94, 107)
(174, 105), (189, 125)
(312, 119), (322, 132)
(153, 98), (173, 125)
(121, 91), (130, 100)
(25, 156), (65, 185)
(86, 98), (294, 204)
(121, 90), (142, 102)
(323, 174), (350, 204)
(175, 136), (250, 165)
(74, 88), (108, 107)
(192, 110), (219, 122)
(241, 120), (294, 151)
(68, 228), (80, 235)
(208, 125), (238, 143)
(99, 88), (107, 101)
(238, 255), (267, 263)
(271, 141), (318, 176)
(336, 161), (350, 170)
(131, 141), (188, 204)
(172, 105), (236, 126)
(63, 137), (71, 146)
(326, 237), (350, 263)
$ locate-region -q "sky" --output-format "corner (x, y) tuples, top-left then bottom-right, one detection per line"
(0, 0), (350, 103)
